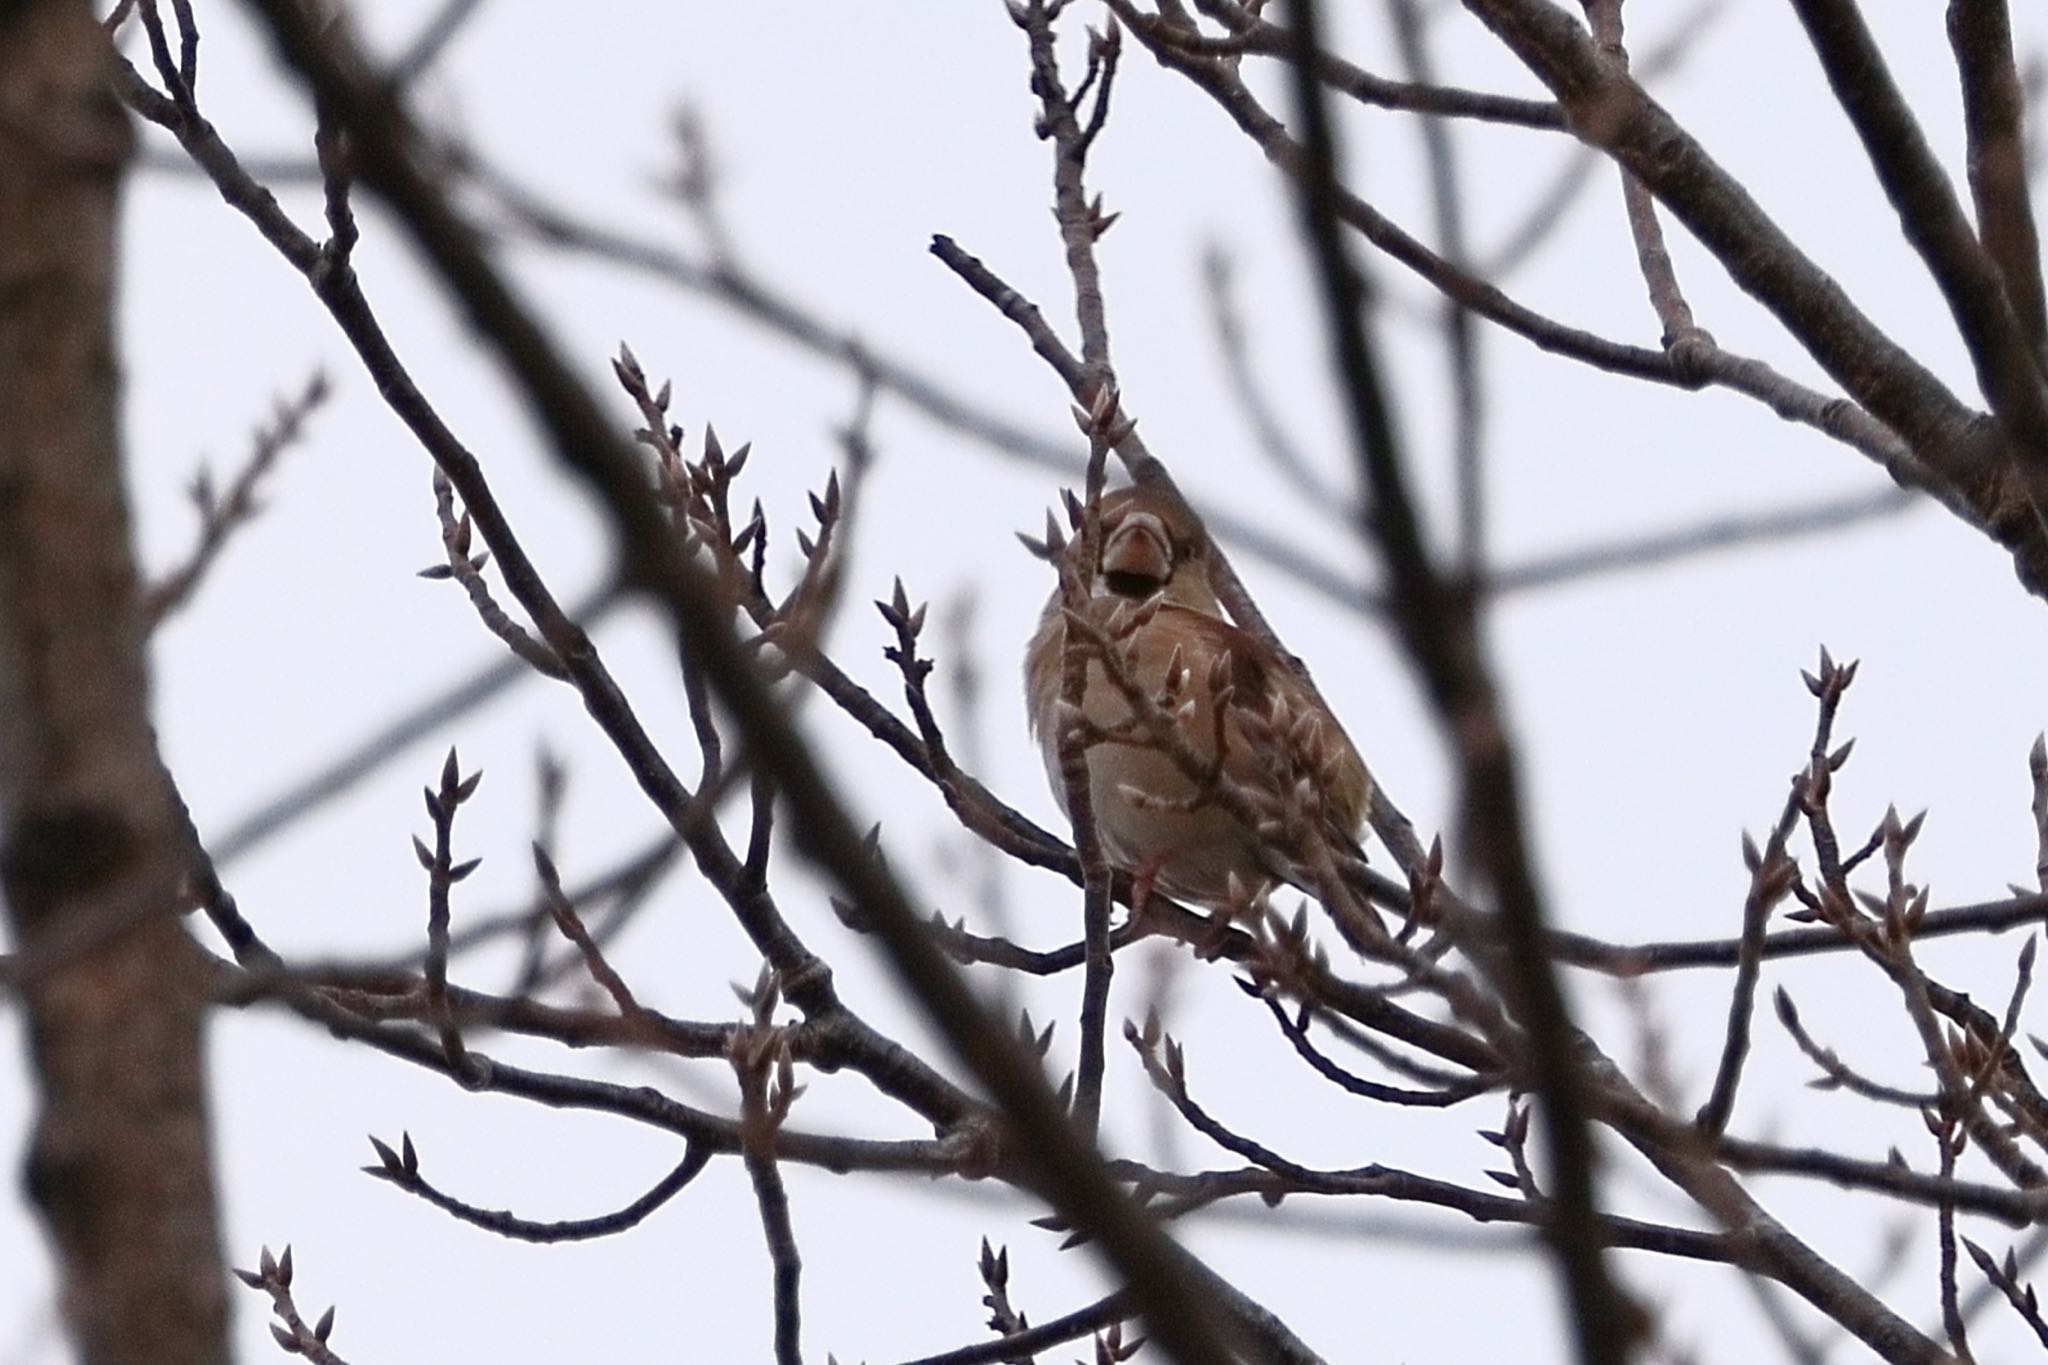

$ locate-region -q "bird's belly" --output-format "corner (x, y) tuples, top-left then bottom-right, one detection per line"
(1085, 745), (1265, 906)
(1033, 634), (1275, 908)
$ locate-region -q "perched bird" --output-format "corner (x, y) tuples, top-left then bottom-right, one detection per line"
(1024, 484), (1372, 910)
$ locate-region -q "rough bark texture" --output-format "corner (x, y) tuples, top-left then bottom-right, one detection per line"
(0, 3), (229, 1361)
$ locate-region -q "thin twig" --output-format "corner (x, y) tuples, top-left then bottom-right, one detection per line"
(235, 1247), (349, 1365)
(1583, 0), (1710, 366)
(1936, 1105), (1975, 1363)
(1774, 988), (1940, 1108)
(1280, 2), (1636, 1356)
(1461, 0), (2048, 603)
(1201, 246), (1345, 510)
(899, 1291), (1130, 1365)
(1387, 0), (1487, 570)
(1961, 1236), (2048, 1348)
(362, 1133), (710, 1243)
(416, 747), (485, 1084)
(209, 582), (621, 864)
(469, 148), (1363, 607)
(422, 469), (568, 678)
(733, 1002), (805, 1365)
(1062, 393), (1121, 1138)
(1492, 487), (1919, 593)
(2031, 734), (2048, 892)
(231, 9), (1257, 1357)
(533, 845), (650, 1024)
(144, 370), (328, 629)
(387, 0), (488, 88)
(1256, 991), (1497, 1106)
(1695, 663), (1835, 1135)
(1476, 0), (1726, 279)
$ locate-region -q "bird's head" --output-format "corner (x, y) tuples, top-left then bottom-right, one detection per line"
(1093, 485), (1219, 614)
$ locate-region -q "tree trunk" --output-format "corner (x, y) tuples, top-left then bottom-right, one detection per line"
(0, 3), (229, 1360)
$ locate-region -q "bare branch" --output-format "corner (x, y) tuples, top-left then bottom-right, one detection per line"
(900, 1289), (1130, 1365)
(1948, 0), (2048, 371)
(1278, 2), (1635, 1355)
(1582, 0), (1710, 363)
(1789, 0), (2048, 530)
(235, 1247), (349, 1365)
(144, 370), (327, 629)
(362, 1134), (711, 1243)
(1460, 0), (2048, 597)
(232, 6), (1266, 1358)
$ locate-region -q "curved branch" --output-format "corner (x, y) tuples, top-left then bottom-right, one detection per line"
(1460, 0), (2048, 597)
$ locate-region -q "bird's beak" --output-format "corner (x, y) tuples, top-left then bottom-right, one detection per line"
(1101, 513), (1173, 589)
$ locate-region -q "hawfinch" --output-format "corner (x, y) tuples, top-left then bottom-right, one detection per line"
(1025, 485), (1371, 909)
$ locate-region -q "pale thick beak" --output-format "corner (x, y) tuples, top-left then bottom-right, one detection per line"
(1101, 513), (1173, 590)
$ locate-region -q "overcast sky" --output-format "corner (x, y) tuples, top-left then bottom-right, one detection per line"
(9, 3), (2048, 1362)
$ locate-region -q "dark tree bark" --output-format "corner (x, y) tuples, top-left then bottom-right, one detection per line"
(0, 2), (229, 1360)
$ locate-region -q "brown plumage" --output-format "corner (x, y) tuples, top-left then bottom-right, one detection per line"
(1025, 485), (1372, 909)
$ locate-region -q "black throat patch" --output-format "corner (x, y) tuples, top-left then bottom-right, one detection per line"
(1103, 570), (1163, 599)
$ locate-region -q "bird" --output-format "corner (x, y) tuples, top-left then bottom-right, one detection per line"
(1024, 483), (1372, 913)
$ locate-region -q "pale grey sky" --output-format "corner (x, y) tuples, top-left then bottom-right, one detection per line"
(8, 3), (2048, 1362)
